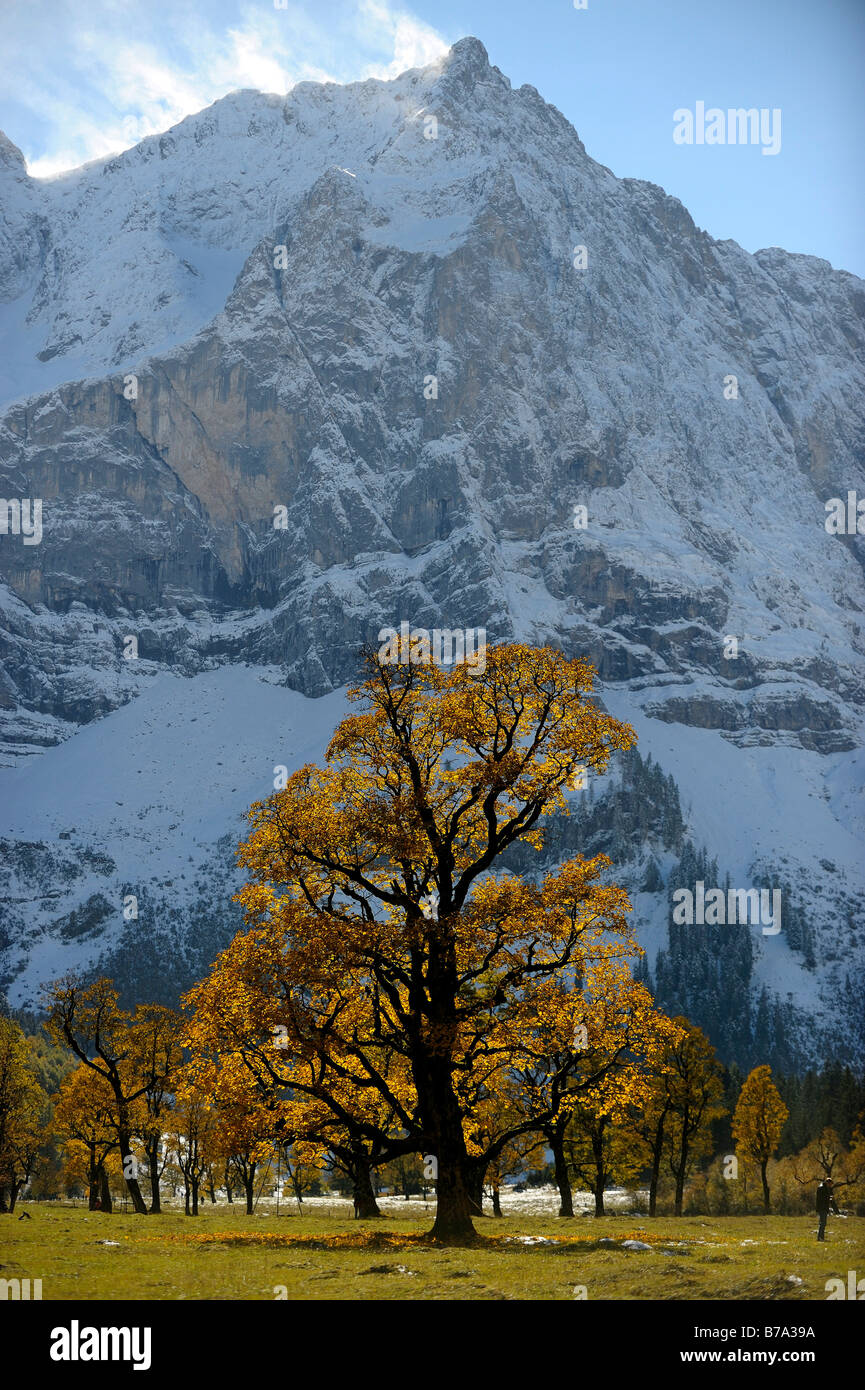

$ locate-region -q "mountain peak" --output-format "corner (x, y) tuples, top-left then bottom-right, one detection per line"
(446, 36), (490, 68)
(0, 131), (28, 175)
(437, 36), (497, 90)
(0, 33), (863, 1056)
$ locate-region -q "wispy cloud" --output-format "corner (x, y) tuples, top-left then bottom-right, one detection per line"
(355, 0), (452, 78)
(2, 0), (451, 177)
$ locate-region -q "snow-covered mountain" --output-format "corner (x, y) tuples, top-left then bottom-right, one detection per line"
(0, 38), (862, 1066)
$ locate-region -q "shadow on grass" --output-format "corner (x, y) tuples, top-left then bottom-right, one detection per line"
(134, 1228), (699, 1256)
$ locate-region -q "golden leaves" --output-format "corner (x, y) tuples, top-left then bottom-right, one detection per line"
(732, 1065), (789, 1162)
(184, 641), (665, 1171)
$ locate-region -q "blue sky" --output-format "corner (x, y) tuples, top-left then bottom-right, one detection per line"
(2, 0), (862, 275)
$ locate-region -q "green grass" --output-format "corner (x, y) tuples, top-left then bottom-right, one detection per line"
(2, 1203), (863, 1301)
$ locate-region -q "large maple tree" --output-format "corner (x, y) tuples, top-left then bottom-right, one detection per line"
(188, 642), (649, 1241)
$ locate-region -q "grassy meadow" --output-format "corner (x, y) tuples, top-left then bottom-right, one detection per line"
(3, 1201), (863, 1301)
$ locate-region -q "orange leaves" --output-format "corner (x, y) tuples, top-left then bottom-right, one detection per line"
(732, 1065), (789, 1164)
(241, 643), (637, 930)
(138, 1229), (432, 1251)
(52, 1064), (117, 1146)
(184, 640), (662, 1184)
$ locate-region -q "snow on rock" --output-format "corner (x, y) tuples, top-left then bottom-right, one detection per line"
(0, 39), (862, 1059)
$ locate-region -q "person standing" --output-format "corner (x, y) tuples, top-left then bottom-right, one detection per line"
(816, 1178), (839, 1240)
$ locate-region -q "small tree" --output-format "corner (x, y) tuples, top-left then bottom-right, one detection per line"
(196, 1056), (275, 1214)
(380, 1152), (425, 1201)
(733, 1064), (789, 1213)
(166, 1077), (217, 1216)
(44, 978), (177, 1215)
(0, 1018), (47, 1212)
(791, 1126), (865, 1197)
(663, 1020), (726, 1217)
(127, 1006), (184, 1214)
(630, 1077), (672, 1218)
(282, 1140), (325, 1208)
(52, 1064), (118, 1210)
(517, 975), (680, 1217)
(565, 1094), (649, 1217)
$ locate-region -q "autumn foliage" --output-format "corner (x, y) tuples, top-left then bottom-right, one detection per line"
(20, 646), (858, 1237)
(184, 642), (678, 1240)
(733, 1064), (790, 1212)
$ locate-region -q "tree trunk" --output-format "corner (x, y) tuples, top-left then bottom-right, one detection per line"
(244, 1170), (255, 1215)
(87, 1145), (101, 1210)
(184, 1180), (190, 1216)
(417, 1037), (476, 1242)
(672, 1118), (690, 1217)
(191, 1176), (199, 1216)
(99, 1164), (113, 1213)
(8, 1183), (19, 1213)
(592, 1123), (607, 1217)
(430, 1149), (477, 1242)
(674, 1165), (686, 1217)
(492, 1185), (502, 1218)
(760, 1160), (771, 1214)
(147, 1137), (161, 1214)
(467, 1165), (484, 1217)
(648, 1112), (667, 1217)
(352, 1154), (381, 1219)
(117, 1118), (148, 1214)
(427, 1094), (477, 1243)
(0, 1186), (8, 1213)
(550, 1127), (574, 1217)
(207, 1175), (216, 1204)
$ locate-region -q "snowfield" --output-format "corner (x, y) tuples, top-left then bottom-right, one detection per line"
(0, 38), (862, 1063)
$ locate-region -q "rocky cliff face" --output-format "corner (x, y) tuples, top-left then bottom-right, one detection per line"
(0, 39), (862, 1063)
